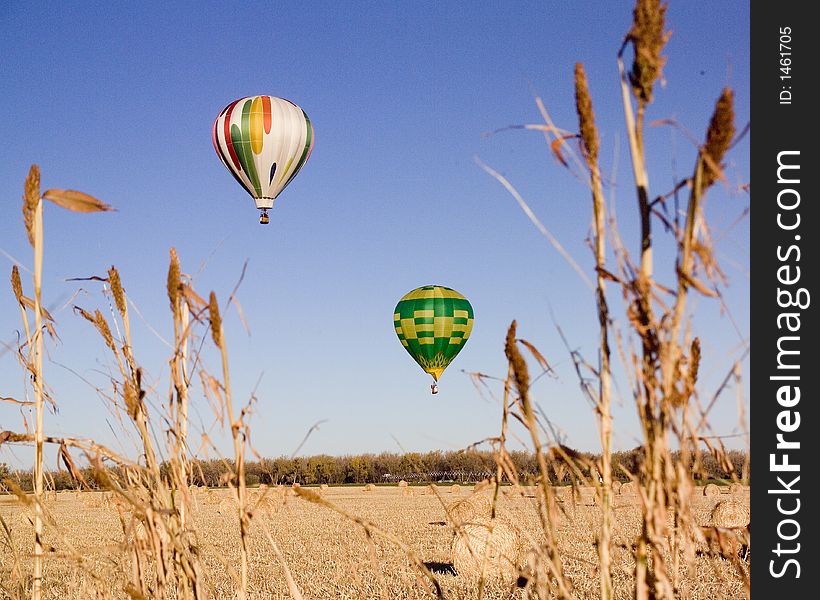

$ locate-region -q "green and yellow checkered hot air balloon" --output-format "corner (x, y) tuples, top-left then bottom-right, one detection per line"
(394, 285), (474, 394)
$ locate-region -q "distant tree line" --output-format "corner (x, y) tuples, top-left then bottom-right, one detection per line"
(0, 447), (747, 492)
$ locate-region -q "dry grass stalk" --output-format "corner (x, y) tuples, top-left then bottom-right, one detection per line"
(166, 248), (192, 528)
(451, 519), (521, 581)
(21, 165), (46, 600)
(209, 290), (249, 599)
(575, 59), (614, 600)
(502, 323), (572, 597)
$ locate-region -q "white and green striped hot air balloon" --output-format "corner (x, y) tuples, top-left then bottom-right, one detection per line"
(394, 285), (474, 394)
(212, 95), (314, 224)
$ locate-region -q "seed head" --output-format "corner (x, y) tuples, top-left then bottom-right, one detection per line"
(95, 309), (116, 352)
(628, 0), (670, 105)
(209, 292), (222, 349)
(108, 266), (127, 317)
(11, 266), (23, 304)
(23, 165), (41, 247)
(574, 63), (599, 165)
(167, 248), (181, 311)
(702, 88), (735, 188)
(504, 321), (530, 403)
(688, 337), (701, 388)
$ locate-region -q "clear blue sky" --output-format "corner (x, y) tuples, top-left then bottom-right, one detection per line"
(1, 1), (749, 468)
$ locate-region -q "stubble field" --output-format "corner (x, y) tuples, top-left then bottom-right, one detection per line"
(0, 485), (749, 599)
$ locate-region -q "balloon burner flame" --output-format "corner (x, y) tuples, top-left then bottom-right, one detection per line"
(259, 209), (270, 225)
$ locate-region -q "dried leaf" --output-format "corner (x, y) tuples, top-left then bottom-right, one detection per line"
(44, 321), (60, 342)
(595, 267), (623, 284)
(182, 284), (207, 313)
(20, 296), (55, 321)
(550, 136), (573, 168)
(43, 189), (114, 213)
(59, 442), (88, 487)
(65, 275), (108, 282)
(679, 269), (718, 297)
(232, 297), (251, 337)
(517, 338), (555, 375)
(1, 396), (36, 406)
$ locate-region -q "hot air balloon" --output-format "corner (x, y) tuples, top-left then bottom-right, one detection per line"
(394, 285), (474, 394)
(212, 95), (314, 224)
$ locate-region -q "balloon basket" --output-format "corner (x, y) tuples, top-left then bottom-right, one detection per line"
(259, 209), (270, 225)
(431, 384), (439, 395)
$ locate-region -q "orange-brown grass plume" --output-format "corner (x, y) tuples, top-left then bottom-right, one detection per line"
(627, 0), (669, 106)
(701, 88), (736, 188)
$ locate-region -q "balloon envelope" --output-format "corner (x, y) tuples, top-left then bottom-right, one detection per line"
(393, 285), (474, 381)
(212, 95), (314, 210)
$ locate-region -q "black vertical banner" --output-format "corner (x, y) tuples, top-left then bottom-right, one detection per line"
(752, 3), (817, 596)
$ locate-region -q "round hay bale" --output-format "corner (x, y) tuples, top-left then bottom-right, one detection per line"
(320, 483), (329, 491)
(397, 480), (408, 488)
(703, 483), (720, 497)
(711, 500), (750, 528)
(473, 479), (491, 493)
(611, 480), (622, 495)
(470, 495), (493, 519)
(254, 495), (279, 515)
(450, 484), (461, 494)
(729, 483), (744, 495)
(452, 519), (520, 580)
(217, 497), (235, 514)
(364, 483), (376, 492)
(448, 495), (493, 525)
(448, 498), (477, 525)
(621, 481), (636, 495)
(578, 488), (596, 506)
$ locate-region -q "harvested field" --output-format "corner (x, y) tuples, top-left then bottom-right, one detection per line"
(0, 486), (749, 599)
